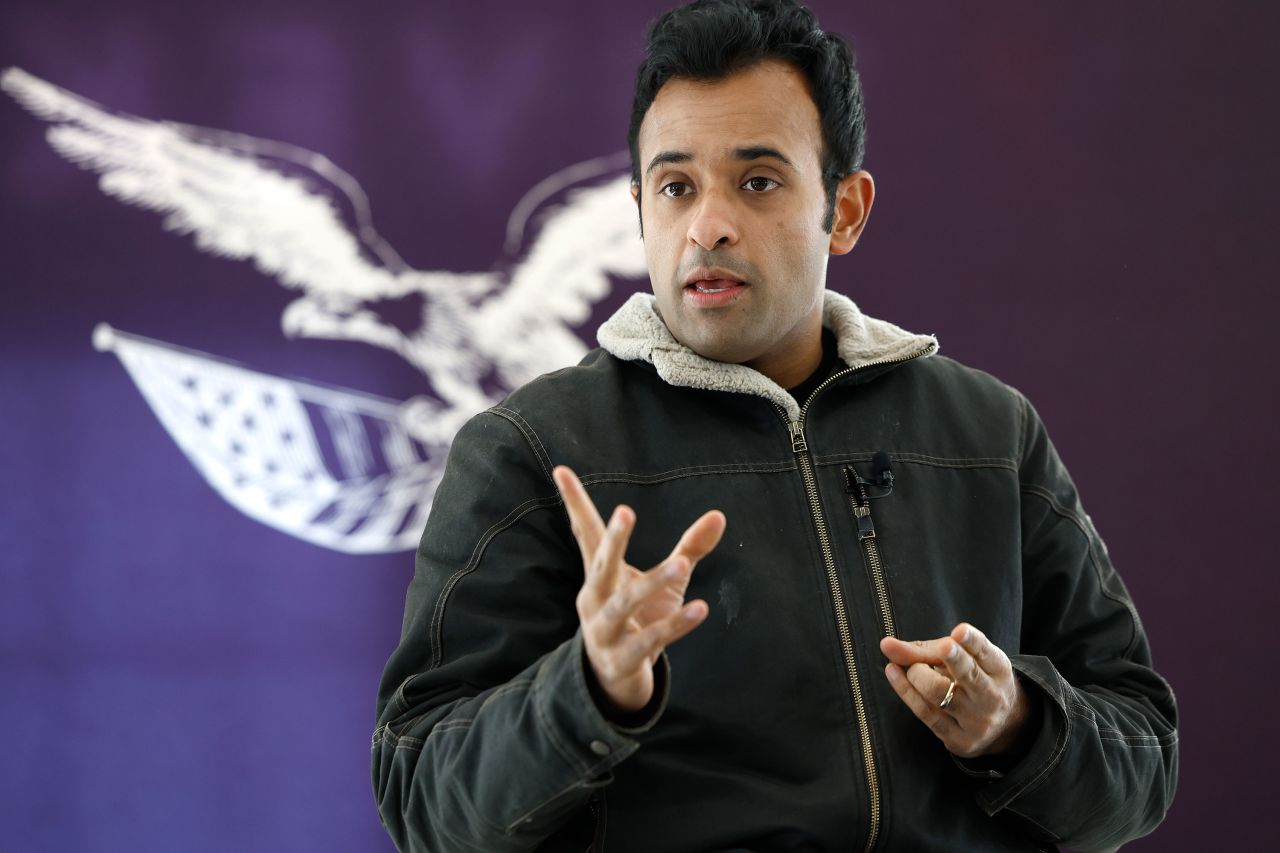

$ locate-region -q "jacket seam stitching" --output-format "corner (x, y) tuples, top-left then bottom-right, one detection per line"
(1065, 699), (1178, 746)
(426, 495), (562, 671)
(390, 682), (410, 716)
(1095, 732), (1172, 742)
(531, 675), (591, 777)
(580, 462), (796, 485)
(386, 681), (539, 753)
(1021, 484), (1141, 656)
(490, 407), (553, 483)
(989, 668), (1073, 807)
(813, 453), (1016, 470)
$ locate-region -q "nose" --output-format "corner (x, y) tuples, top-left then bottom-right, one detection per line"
(686, 190), (739, 251)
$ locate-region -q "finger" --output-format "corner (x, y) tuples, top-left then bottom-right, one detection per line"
(935, 640), (1004, 718)
(665, 509), (727, 568)
(952, 623), (1009, 678)
(594, 556), (690, 640)
(880, 635), (949, 667)
(619, 599), (709, 667)
(904, 661), (953, 706)
(585, 504), (634, 596)
(936, 636), (981, 688)
(885, 663), (962, 742)
(553, 465), (605, 562)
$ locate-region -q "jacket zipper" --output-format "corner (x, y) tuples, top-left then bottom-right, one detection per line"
(588, 791), (607, 852)
(780, 344), (933, 853)
(844, 467), (896, 639)
(784, 404), (882, 853)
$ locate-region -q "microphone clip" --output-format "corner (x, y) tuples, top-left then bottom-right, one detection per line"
(849, 451), (895, 499)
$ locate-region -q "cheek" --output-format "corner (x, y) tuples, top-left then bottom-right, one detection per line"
(761, 225), (830, 308)
(642, 236), (677, 302)
(643, 213), (676, 260)
(642, 230), (664, 273)
(762, 222), (813, 270)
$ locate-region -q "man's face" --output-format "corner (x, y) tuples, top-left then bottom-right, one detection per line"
(633, 59), (863, 378)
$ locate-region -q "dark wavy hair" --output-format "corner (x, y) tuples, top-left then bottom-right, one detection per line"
(627, 0), (866, 232)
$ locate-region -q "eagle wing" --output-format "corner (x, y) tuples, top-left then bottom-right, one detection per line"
(479, 153), (648, 387)
(1, 67), (410, 304)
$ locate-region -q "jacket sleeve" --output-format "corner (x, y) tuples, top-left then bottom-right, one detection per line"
(961, 391), (1179, 852)
(371, 409), (669, 853)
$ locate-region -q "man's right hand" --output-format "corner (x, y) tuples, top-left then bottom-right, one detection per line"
(553, 465), (726, 716)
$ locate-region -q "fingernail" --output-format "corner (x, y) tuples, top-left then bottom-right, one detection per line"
(946, 642), (959, 660)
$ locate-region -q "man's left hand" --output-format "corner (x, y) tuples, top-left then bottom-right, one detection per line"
(880, 623), (1033, 759)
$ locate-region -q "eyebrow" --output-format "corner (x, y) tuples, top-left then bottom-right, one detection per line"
(644, 146), (797, 177)
(733, 146), (795, 170)
(645, 150), (692, 176)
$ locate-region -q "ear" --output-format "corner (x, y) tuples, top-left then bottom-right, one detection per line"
(828, 170), (875, 256)
(630, 180), (644, 239)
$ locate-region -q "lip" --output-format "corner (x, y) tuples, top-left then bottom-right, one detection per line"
(682, 267), (750, 308)
(683, 273), (749, 309)
(682, 267), (747, 289)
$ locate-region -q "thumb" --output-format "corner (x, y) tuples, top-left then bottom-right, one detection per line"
(880, 635), (950, 667)
(666, 509), (727, 568)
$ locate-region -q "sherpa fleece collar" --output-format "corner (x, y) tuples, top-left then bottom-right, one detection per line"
(596, 290), (939, 423)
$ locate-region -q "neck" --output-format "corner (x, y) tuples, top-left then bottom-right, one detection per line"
(746, 320), (824, 390)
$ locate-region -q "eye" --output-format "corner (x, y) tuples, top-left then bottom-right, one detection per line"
(742, 176), (780, 193)
(660, 181), (691, 198)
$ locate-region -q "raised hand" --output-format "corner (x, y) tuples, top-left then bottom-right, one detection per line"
(880, 623), (1035, 759)
(553, 465), (726, 715)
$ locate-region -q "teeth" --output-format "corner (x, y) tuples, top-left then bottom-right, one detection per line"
(694, 281), (735, 293)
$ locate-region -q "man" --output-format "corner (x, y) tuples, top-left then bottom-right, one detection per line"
(372, 1), (1178, 850)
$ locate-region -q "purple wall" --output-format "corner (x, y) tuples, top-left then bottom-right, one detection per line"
(2, 1), (1275, 850)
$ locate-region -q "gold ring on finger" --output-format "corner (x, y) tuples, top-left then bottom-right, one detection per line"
(939, 679), (957, 710)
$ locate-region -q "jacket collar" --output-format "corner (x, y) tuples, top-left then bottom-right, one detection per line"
(596, 290), (939, 422)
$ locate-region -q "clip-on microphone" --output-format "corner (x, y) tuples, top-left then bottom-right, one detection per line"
(852, 451), (895, 499)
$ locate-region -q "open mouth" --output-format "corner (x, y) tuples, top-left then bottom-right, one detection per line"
(683, 277), (748, 307)
(687, 279), (745, 294)
(681, 266), (750, 306)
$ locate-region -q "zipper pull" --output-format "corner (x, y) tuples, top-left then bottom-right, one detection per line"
(789, 421), (807, 453)
(851, 504), (876, 540)
(843, 466), (877, 540)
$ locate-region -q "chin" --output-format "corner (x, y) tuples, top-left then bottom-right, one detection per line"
(676, 332), (758, 366)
